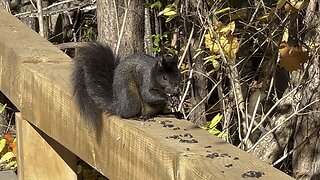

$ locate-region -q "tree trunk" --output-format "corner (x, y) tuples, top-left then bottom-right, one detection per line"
(97, 0), (145, 58)
(186, 1), (208, 126)
(292, 1), (320, 179)
(189, 39), (208, 126)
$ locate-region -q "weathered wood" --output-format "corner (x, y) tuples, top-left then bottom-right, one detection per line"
(0, 8), (70, 109)
(16, 112), (77, 180)
(0, 7), (294, 180)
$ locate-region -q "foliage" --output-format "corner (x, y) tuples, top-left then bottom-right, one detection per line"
(150, 33), (173, 54)
(202, 114), (226, 139)
(158, 3), (179, 22)
(0, 104), (6, 114)
(0, 133), (17, 171)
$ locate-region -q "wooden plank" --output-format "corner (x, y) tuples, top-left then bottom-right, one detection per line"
(19, 62), (293, 179)
(16, 112), (77, 180)
(0, 8), (70, 109)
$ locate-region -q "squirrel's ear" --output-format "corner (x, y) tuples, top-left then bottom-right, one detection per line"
(157, 54), (179, 69)
(171, 54), (178, 65)
(157, 56), (167, 69)
(171, 54), (178, 63)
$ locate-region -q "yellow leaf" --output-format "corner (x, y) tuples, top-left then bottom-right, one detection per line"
(4, 160), (17, 170)
(220, 35), (239, 60)
(163, 10), (177, 16)
(204, 31), (217, 53)
(209, 113), (223, 129)
(158, 7), (171, 16)
(217, 21), (236, 34)
(0, 139), (6, 152)
(0, 152), (14, 163)
(289, 0), (307, 10)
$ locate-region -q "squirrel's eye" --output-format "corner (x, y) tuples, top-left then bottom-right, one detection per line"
(163, 75), (167, 81)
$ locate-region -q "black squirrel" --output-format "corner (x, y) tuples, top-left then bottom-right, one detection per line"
(72, 42), (181, 125)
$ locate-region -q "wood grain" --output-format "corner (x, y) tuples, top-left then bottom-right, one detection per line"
(16, 113), (77, 180)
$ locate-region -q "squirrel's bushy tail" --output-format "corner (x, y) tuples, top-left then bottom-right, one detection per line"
(72, 42), (118, 126)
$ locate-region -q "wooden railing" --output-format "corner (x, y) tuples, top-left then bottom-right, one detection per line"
(0, 8), (294, 180)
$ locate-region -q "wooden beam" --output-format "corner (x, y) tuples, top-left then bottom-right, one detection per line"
(20, 62), (293, 179)
(16, 113), (77, 180)
(0, 8), (294, 179)
(0, 8), (70, 109)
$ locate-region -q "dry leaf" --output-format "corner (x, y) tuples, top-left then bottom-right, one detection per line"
(279, 42), (308, 71)
(3, 133), (16, 155)
(215, 21), (236, 34)
(204, 22), (239, 61)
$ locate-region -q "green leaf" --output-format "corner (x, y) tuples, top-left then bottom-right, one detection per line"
(158, 7), (172, 16)
(218, 132), (227, 138)
(0, 139), (6, 152)
(209, 113), (223, 129)
(166, 15), (177, 22)
(150, 1), (162, 9)
(208, 128), (221, 135)
(0, 152), (14, 163)
(153, 35), (160, 47)
(0, 103), (7, 113)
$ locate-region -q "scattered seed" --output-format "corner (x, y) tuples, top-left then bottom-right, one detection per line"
(220, 153), (231, 158)
(183, 133), (193, 138)
(241, 171), (265, 178)
(206, 152), (219, 158)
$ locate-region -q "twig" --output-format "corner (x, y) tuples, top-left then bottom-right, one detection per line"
(186, 70), (221, 119)
(14, 4), (96, 18)
(248, 99), (319, 152)
(115, 0), (131, 56)
(64, 11), (77, 42)
(36, 0), (44, 37)
(178, 24), (194, 68)
(251, 86), (299, 133)
(240, 93), (261, 147)
(44, 0), (74, 10)
(29, 0), (37, 10)
(272, 127), (320, 166)
(113, 0), (119, 38)
(178, 68), (193, 112)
